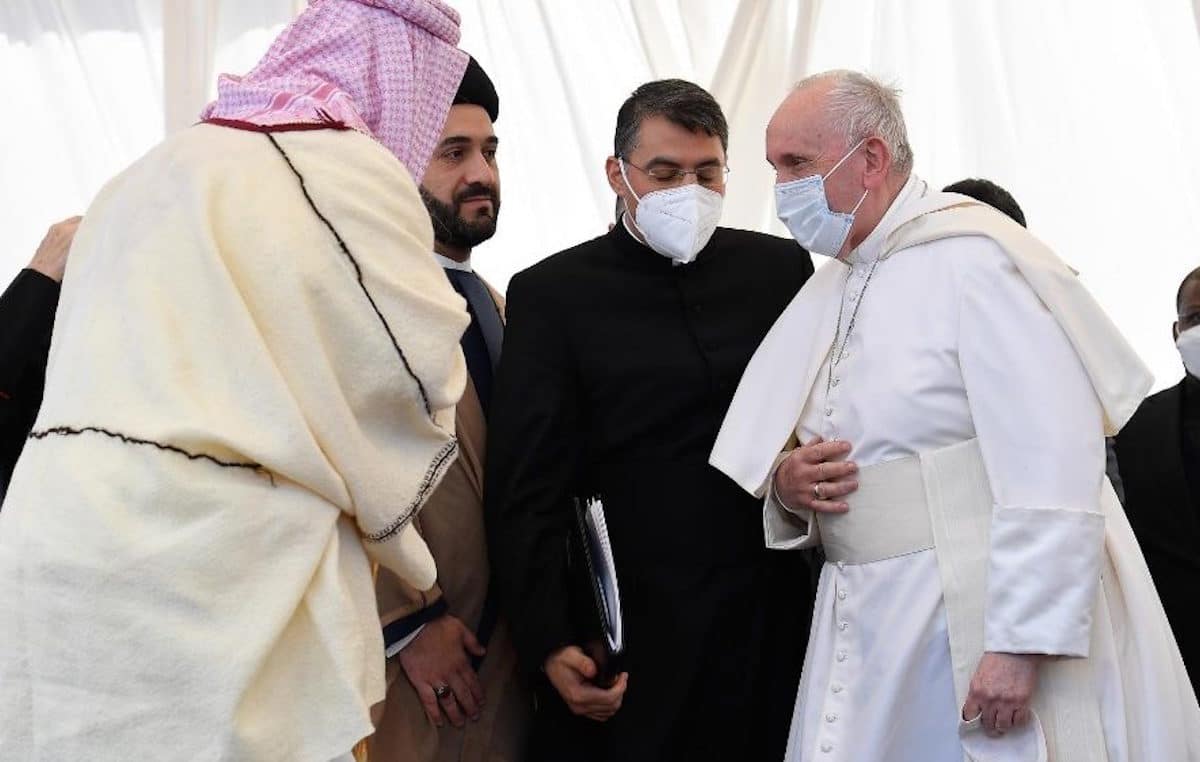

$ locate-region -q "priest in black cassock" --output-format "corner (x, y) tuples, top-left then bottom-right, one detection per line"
(485, 79), (815, 762)
(1114, 265), (1200, 694)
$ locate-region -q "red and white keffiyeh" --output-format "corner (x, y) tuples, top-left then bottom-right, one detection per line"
(201, 0), (468, 181)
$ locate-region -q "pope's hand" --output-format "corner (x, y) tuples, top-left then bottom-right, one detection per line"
(962, 652), (1043, 737)
(773, 436), (858, 514)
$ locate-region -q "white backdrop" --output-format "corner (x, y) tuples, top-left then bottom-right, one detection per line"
(2, 0), (1199, 390)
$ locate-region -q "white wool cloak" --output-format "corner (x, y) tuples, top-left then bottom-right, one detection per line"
(0, 123), (468, 761)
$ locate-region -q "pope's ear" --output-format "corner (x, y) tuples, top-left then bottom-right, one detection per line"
(862, 137), (892, 190)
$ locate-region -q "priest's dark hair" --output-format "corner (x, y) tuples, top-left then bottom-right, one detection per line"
(943, 178), (1026, 228)
(1177, 266), (1200, 313)
(613, 79), (728, 158)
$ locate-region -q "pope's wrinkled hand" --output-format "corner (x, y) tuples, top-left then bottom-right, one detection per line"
(774, 436), (859, 514)
(962, 652), (1043, 737)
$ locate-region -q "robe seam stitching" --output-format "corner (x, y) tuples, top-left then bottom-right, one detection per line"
(361, 438), (458, 543)
(263, 131), (440, 423)
(27, 425), (274, 483)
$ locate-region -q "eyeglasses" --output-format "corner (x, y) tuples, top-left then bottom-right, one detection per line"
(622, 158), (730, 186)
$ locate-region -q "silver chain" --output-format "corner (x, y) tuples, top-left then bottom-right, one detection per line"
(825, 258), (881, 403)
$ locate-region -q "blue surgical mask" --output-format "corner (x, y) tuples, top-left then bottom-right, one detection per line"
(775, 139), (868, 257)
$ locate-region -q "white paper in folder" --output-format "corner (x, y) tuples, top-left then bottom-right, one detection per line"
(583, 497), (624, 653)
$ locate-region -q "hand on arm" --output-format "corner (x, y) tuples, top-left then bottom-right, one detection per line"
(28, 216), (82, 283)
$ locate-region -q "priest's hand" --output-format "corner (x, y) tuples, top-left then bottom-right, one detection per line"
(544, 645), (628, 722)
(28, 216), (82, 283)
(774, 436), (858, 514)
(962, 652), (1043, 737)
(399, 614), (486, 728)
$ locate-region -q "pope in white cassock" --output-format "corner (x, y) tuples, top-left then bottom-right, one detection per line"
(710, 70), (1200, 761)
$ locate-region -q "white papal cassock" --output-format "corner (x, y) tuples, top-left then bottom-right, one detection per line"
(711, 175), (1200, 761)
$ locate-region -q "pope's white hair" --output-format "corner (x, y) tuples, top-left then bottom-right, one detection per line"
(794, 69), (914, 175)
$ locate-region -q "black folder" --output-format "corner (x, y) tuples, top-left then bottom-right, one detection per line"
(567, 496), (625, 687)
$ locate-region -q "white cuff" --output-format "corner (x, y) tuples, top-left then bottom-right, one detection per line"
(763, 451), (821, 550)
(385, 623), (426, 659)
(984, 506), (1105, 657)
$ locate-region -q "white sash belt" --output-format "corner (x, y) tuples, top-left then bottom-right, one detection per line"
(817, 438), (1107, 762)
(816, 448), (935, 565)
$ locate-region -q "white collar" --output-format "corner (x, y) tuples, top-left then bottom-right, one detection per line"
(621, 213), (644, 246)
(433, 252), (472, 272)
(844, 173), (925, 267)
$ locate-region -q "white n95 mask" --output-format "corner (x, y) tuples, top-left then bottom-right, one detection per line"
(775, 138), (868, 257)
(620, 160), (723, 265)
(1178, 325), (1200, 378)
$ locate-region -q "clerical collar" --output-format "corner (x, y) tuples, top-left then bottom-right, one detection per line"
(433, 252), (472, 272)
(621, 211), (639, 242)
(844, 173), (924, 267)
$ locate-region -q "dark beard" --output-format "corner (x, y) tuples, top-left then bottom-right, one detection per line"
(419, 183), (500, 250)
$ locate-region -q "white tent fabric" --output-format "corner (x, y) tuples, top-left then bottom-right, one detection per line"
(1, 0), (1199, 390)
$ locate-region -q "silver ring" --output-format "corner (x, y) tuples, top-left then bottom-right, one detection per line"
(433, 683), (452, 700)
(813, 482), (824, 500)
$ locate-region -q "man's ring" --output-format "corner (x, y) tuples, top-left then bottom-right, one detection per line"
(433, 683), (452, 700)
(813, 482), (824, 500)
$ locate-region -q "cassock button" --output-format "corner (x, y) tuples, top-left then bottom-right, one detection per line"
(839, 621), (849, 631)
(835, 560), (845, 570)
(832, 377), (841, 387)
(825, 407), (834, 417)
(821, 743), (833, 753)
(836, 651), (847, 662)
(826, 713), (838, 723)
(837, 589), (847, 600)
(831, 684), (844, 694)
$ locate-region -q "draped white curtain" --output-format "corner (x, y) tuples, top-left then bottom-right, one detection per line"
(2, 0), (1199, 389)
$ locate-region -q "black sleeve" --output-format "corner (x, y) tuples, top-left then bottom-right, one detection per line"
(0, 269), (60, 485)
(484, 269), (583, 677)
(0, 269), (59, 392)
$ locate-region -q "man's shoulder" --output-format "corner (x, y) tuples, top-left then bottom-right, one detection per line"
(904, 232), (1019, 285)
(508, 234), (614, 294)
(708, 227), (813, 286)
(712, 226), (807, 258)
(1116, 382), (1184, 457)
(1126, 381), (1185, 428)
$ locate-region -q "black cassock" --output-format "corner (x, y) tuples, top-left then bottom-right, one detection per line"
(1115, 374), (1200, 695)
(0, 269), (59, 497)
(485, 221), (815, 761)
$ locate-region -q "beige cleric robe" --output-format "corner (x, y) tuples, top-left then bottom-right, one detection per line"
(0, 124), (468, 762)
(369, 283), (533, 762)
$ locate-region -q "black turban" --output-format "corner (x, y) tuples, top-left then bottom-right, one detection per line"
(453, 55), (499, 122)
